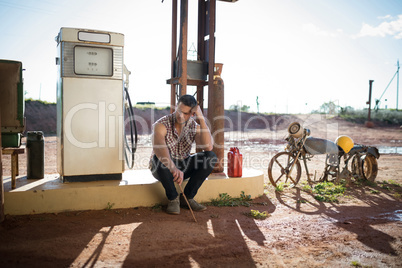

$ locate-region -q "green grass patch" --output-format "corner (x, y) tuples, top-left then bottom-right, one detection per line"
(339, 108), (402, 125)
(244, 209), (270, 220)
(313, 182), (346, 203)
(275, 182), (294, 192)
(393, 192), (402, 199)
(301, 183), (313, 193)
(387, 180), (401, 187)
(25, 98), (56, 105)
(209, 191), (252, 207)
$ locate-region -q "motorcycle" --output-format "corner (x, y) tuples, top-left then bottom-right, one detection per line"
(268, 122), (380, 187)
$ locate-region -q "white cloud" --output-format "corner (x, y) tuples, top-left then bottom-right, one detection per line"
(302, 23), (341, 37)
(378, 14), (392, 20)
(358, 14), (402, 39)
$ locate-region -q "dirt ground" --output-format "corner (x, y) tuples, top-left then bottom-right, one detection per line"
(1, 115), (402, 267)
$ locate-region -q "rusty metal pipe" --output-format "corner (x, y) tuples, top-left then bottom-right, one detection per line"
(209, 64), (224, 172)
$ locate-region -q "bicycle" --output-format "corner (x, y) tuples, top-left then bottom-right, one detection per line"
(268, 122), (380, 187)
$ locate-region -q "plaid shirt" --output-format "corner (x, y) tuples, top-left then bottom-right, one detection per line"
(151, 112), (198, 160)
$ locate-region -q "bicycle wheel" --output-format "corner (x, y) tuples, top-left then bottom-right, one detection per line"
(362, 154), (378, 182)
(268, 152), (302, 187)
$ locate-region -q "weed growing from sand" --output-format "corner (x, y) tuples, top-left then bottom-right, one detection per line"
(387, 179), (401, 187)
(209, 191), (252, 207)
(370, 189), (380, 194)
(275, 182), (285, 192)
(152, 203), (162, 212)
(350, 260), (361, 267)
(105, 202), (115, 210)
(393, 192), (402, 199)
(350, 260), (371, 267)
(244, 209), (270, 220)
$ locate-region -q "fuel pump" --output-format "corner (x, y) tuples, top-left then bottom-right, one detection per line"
(56, 27), (135, 182)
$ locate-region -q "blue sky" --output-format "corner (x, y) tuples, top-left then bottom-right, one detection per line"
(0, 0), (401, 113)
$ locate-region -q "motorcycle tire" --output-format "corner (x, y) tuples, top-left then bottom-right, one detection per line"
(361, 154), (378, 182)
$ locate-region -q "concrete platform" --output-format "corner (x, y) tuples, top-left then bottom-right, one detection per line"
(3, 168), (264, 215)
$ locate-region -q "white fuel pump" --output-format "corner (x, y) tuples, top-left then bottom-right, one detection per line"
(56, 27), (126, 182)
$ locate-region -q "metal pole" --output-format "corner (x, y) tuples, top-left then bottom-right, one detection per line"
(207, 0), (216, 115)
(178, 0), (188, 97)
(368, 80), (374, 121)
(170, 0), (178, 113)
(206, 0), (224, 172)
(197, 0), (206, 112)
(0, 110), (4, 223)
(397, 60), (400, 111)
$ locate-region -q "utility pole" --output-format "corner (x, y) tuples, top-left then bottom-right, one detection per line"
(366, 80), (374, 128)
(397, 60), (400, 111)
(256, 96), (260, 114)
(374, 60), (400, 111)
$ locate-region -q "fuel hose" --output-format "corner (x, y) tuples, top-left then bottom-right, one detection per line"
(124, 86), (138, 169)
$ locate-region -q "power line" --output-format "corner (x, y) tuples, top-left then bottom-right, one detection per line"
(0, 0), (56, 15)
(374, 60), (400, 110)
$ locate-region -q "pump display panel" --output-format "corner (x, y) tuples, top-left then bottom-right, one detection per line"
(74, 46), (113, 76)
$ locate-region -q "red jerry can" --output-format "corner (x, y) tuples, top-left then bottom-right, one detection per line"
(227, 147), (243, 177)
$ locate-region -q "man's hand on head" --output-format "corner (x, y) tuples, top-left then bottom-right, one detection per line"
(192, 105), (204, 120)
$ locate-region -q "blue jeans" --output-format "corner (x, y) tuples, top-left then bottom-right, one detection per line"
(150, 151), (217, 200)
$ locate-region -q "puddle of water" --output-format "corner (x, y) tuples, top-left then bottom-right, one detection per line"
(226, 140), (402, 155)
(323, 210), (402, 223)
(378, 146), (402, 155)
(225, 140), (285, 152)
(377, 210), (402, 222)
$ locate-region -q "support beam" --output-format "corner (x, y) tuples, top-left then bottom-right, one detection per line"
(197, 0), (206, 112)
(205, 0), (225, 173)
(170, 0), (178, 113)
(196, 86), (204, 111)
(0, 111), (3, 223)
(197, 0), (206, 62)
(178, 0), (188, 96)
(207, 0), (216, 113)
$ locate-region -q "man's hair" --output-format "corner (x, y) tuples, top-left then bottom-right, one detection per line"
(178, 94), (197, 108)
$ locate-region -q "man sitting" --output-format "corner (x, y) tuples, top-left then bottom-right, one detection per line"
(149, 95), (217, 214)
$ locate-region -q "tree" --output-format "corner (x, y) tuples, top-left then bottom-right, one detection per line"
(229, 104), (250, 112)
(320, 101), (339, 114)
